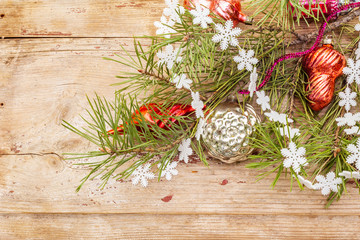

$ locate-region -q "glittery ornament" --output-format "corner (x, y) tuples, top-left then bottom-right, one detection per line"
(184, 0), (253, 25)
(202, 102), (258, 163)
(302, 39), (346, 111)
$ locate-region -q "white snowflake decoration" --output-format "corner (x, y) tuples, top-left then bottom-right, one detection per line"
(171, 73), (192, 90)
(190, 4), (213, 29)
(178, 138), (193, 163)
(339, 171), (360, 179)
(255, 90), (271, 111)
(313, 172), (342, 196)
(346, 138), (360, 170)
(195, 117), (205, 141)
(163, 0), (185, 23)
(297, 175), (314, 189)
(278, 126), (300, 140)
(157, 44), (182, 70)
(264, 110), (294, 125)
(248, 67), (258, 97)
(281, 141), (308, 173)
(345, 126), (360, 135)
(191, 91), (204, 118)
(339, 87), (357, 111)
(131, 163), (156, 187)
(336, 112), (360, 127)
(212, 20), (241, 51)
(154, 16), (176, 38)
(233, 49), (258, 72)
(343, 58), (360, 85)
(158, 161), (179, 180)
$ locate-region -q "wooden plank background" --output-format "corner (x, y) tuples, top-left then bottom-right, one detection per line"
(1, 0), (360, 239)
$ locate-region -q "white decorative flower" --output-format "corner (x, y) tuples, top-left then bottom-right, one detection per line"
(338, 87), (357, 111)
(281, 141), (308, 173)
(191, 91), (204, 118)
(345, 126), (360, 135)
(233, 49), (258, 72)
(255, 90), (271, 111)
(248, 67), (258, 97)
(158, 161), (178, 180)
(171, 73), (192, 90)
(131, 163), (155, 187)
(297, 175), (314, 189)
(264, 110), (293, 125)
(178, 138), (193, 163)
(278, 126), (300, 140)
(154, 16), (176, 38)
(336, 112), (360, 127)
(163, 0), (185, 23)
(343, 58), (360, 85)
(346, 138), (360, 170)
(212, 20), (241, 51)
(339, 171), (360, 179)
(190, 4), (213, 29)
(195, 117), (205, 141)
(157, 44), (182, 70)
(313, 172), (342, 196)
(355, 16), (360, 31)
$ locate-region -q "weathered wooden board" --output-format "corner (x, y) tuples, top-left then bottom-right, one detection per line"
(1, 214), (360, 239)
(1, 154), (360, 216)
(1, 0), (360, 239)
(0, 0), (164, 37)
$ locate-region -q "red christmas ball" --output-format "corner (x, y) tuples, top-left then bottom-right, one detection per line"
(184, 0), (253, 25)
(302, 43), (346, 111)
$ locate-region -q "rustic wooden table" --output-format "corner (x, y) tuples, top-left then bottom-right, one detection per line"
(1, 0), (360, 239)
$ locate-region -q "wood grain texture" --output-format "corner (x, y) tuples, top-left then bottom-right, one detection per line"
(1, 214), (360, 240)
(1, 0), (360, 239)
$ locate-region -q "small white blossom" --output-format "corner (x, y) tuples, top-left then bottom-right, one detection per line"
(313, 172), (342, 196)
(255, 90), (271, 111)
(195, 117), (205, 141)
(212, 20), (241, 51)
(346, 138), (360, 170)
(171, 73), (192, 89)
(191, 91), (204, 118)
(339, 87), (357, 111)
(264, 110), (294, 125)
(178, 138), (193, 163)
(154, 16), (176, 38)
(297, 175), (314, 189)
(163, 0), (185, 23)
(190, 4), (213, 29)
(281, 141), (308, 173)
(233, 49), (258, 72)
(131, 163), (155, 187)
(343, 58), (360, 85)
(158, 161), (178, 180)
(157, 44), (182, 70)
(345, 126), (360, 135)
(278, 126), (300, 140)
(248, 67), (258, 97)
(355, 16), (360, 31)
(336, 112), (360, 127)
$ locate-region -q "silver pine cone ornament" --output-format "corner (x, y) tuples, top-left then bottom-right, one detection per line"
(202, 102), (258, 163)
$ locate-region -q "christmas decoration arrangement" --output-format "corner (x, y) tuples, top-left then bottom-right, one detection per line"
(63, 0), (360, 206)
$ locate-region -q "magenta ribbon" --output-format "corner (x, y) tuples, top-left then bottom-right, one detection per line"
(238, 2), (360, 95)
